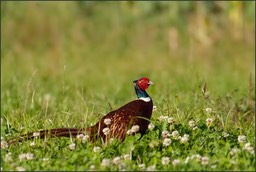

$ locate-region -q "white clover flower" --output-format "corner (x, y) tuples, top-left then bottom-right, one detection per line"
(101, 158), (111, 167)
(206, 118), (213, 127)
(191, 154), (202, 162)
(163, 138), (172, 147)
(82, 134), (90, 143)
(238, 135), (246, 143)
(131, 125), (140, 133)
(123, 154), (131, 160)
(168, 117), (174, 124)
(201, 156), (209, 165)
(33, 132), (40, 138)
(30, 141), (36, 147)
(222, 131), (229, 138)
(230, 148), (241, 156)
(188, 120), (196, 128)
(192, 126), (198, 130)
(102, 127), (110, 136)
(126, 129), (133, 135)
(89, 165), (95, 170)
(161, 157), (170, 165)
(146, 165), (156, 171)
(26, 153), (34, 160)
(161, 130), (171, 138)
(148, 123), (155, 130)
(138, 164), (145, 169)
(19, 153), (34, 161)
(104, 118), (112, 125)
(153, 105), (157, 112)
(76, 134), (84, 139)
(180, 134), (189, 144)
(18, 153), (27, 161)
(4, 153), (13, 162)
(113, 156), (121, 165)
(158, 115), (168, 122)
(149, 140), (159, 148)
(205, 108), (212, 114)
(16, 166), (25, 171)
(93, 146), (101, 153)
(1, 140), (8, 149)
(171, 130), (179, 139)
(69, 143), (76, 150)
(243, 143), (255, 155)
(172, 159), (181, 166)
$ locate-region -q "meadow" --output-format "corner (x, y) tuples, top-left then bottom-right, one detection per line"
(1, 2), (255, 171)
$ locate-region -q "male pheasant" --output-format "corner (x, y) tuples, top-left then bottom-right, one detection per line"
(7, 77), (154, 145)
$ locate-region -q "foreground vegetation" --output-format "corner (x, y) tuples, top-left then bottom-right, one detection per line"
(1, 1), (255, 171)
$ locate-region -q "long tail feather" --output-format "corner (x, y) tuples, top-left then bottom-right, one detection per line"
(7, 128), (87, 145)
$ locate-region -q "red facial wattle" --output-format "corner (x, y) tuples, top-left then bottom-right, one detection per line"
(138, 78), (150, 90)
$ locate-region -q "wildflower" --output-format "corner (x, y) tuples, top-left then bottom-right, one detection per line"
(30, 141), (36, 147)
(76, 134), (84, 139)
(138, 164), (145, 169)
(89, 165), (95, 170)
(180, 134), (189, 144)
(149, 140), (159, 148)
(163, 138), (172, 147)
(101, 158), (111, 167)
(243, 143), (255, 155)
(230, 148), (241, 156)
(191, 154), (202, 162)
(188, 120), (196, 128)
(113, 156), (121, 165)
(238, 135), (246, 143)
(222, 131), (229, 138)
(33, 132), (40, 138)
(205, 108), (212, 114)
(161, 130), (171, 138)
(104, 118), (112, 125)
(131, 125), (140, 133)
(161, 157), (170, 165)
(126, 130), (133, 135)
(82, 134), (90, 143)
(1, 140), (8, 149)
(158, 115), (168, 122)
(171, 130), (179, 139)
(69, 143), (76, 150)
(153, 105), (157, 112)
(93, 146), (101, 153)
(19, 153), (34, 161)
(148, 123), (155, 130)
(4, 153), (13, 162)
(123, 154), (131, 160)
(102, 127), (110, 136)
(16, 166), (25, 171)
(192, 126), (198, 130)
(206, 118), (213, 127)
(146, 165), (156, 171)
(201, 156), (209, 165)
(172, 159), (181, 166)
(168, 117), (174, 124)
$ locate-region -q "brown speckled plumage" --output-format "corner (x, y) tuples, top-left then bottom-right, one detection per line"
(7, 77), (153, 145)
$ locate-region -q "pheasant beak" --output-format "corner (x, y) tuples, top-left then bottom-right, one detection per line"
(148, 80), (154, 85)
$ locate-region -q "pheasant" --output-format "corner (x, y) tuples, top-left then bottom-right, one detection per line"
(7, 77), (154, 145)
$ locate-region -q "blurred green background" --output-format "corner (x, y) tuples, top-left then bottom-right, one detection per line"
(1, 1), (255, 122)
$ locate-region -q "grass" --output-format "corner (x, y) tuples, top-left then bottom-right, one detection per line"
(1, 1), (255, 171)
